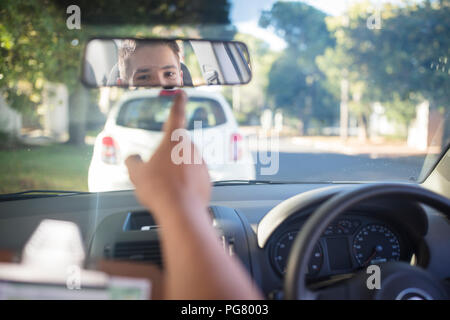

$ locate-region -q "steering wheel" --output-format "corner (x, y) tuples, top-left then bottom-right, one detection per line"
(284, 183), (450, 300)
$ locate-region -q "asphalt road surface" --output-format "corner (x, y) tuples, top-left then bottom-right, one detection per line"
(253, 151), (426, 182)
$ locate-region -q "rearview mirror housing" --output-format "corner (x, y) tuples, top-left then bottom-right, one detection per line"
(81, 37), (252, 89)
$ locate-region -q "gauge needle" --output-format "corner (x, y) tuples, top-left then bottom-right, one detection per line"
(364, 249), (377, 266)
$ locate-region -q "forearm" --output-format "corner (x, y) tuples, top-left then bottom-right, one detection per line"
(153, 200), (263, 300)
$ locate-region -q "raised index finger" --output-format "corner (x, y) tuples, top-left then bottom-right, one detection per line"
(163, 90), (188, 139)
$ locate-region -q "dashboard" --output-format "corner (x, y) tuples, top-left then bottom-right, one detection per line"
(0, 182), (449, 299)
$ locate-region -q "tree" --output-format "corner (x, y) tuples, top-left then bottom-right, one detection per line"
(1, 0), (96, 145)
(259, 1), (333, 61)
(259, 2), (338, 133)
(55, 0), (233, 26)
(316, 25), (377, 139)
(1, 0), (235, 144)
(344, 0), (450, 111)
(318, 0), (450, 139)
(1, 0), (89, 144)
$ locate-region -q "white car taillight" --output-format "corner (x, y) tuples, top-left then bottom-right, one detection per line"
(101, 136), (118, 164)
(230, 133), (243, 162)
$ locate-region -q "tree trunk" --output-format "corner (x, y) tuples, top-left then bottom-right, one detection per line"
(67, 84), (89, 145)
(340, 76), (349, 141)
(358, 113), (370, 141)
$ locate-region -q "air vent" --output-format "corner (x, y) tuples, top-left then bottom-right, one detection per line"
(123, 211), (157, 231)
(112, 241), (163, 267)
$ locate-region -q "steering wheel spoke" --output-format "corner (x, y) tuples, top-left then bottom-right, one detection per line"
(312, 282), (349, 300)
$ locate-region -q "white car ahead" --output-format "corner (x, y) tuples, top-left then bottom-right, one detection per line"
(88, 88), (255, 192)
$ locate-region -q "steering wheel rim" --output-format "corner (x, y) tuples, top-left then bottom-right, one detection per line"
(284, 183), (450, 300)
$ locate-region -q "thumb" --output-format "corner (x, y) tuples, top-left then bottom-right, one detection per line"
(164, 90), (187, 137)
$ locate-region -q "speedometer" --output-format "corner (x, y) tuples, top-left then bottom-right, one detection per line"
(272, 231), (323, 276)
(353, 224), (401, 267)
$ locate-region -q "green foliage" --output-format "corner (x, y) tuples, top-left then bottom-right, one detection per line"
(259, 2), (334, 62)
(0, 0), (85, 115)
(267, 49), (337, 122)
(384, 93), (420, 128)
(2, 0), (447, 139)
(259, 2), (338, 128)
(317, 0), (449, 133)
(0, 0), (234, 145)
(325, 0), (449, 108)
(54, 0), (233, 25)
(352, 1), (448, 109)
(0, 0), (234, 112)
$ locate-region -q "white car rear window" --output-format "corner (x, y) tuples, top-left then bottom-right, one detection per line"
(116, 96), (227, 131)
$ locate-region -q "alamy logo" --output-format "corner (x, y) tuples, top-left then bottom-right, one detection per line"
(66, 5), (81, 30)
(366, 265), (381, 290)
(169, 121), (280, 176)
(367, 6), (382, 30)
(66, 265), (81, 290)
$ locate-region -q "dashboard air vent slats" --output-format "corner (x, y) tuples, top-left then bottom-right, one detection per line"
(112, 241), (163, 267)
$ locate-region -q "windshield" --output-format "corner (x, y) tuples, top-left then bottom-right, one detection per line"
(1, 0), (449, 194)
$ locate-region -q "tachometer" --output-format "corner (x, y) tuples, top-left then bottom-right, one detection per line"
(353, 224), (400, 267)
(273, 231), (323, 276)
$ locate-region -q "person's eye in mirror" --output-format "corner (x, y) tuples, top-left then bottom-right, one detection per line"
(163, 71), (176, 79)
(132, 69), (154, 85)
(136, 74), (151, 81)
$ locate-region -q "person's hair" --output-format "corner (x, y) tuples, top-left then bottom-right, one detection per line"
(118, 39), (181, 81)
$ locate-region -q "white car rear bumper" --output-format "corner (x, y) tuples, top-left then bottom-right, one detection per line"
(88, 160), (256, 192)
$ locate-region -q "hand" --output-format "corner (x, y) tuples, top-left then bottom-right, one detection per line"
(124, 91), (262, 300)
(125, 91), (211, 221)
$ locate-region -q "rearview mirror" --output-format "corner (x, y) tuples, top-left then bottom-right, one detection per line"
(82, 38), (252, 88)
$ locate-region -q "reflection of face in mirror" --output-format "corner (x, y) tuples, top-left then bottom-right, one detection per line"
(118, 40), (183, 87)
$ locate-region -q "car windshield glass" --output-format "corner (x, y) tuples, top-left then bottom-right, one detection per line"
(1, 0), (449, 194)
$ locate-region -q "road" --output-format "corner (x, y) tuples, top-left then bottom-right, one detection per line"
(253, 151), (426, 182)
(249, 137), (427, 182)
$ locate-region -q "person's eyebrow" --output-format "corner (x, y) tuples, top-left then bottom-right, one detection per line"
(160, 65), (177, 70)
(135, 68), (151, 73)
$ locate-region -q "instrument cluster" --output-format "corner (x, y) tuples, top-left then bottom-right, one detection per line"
(270, 214), (411, 279)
